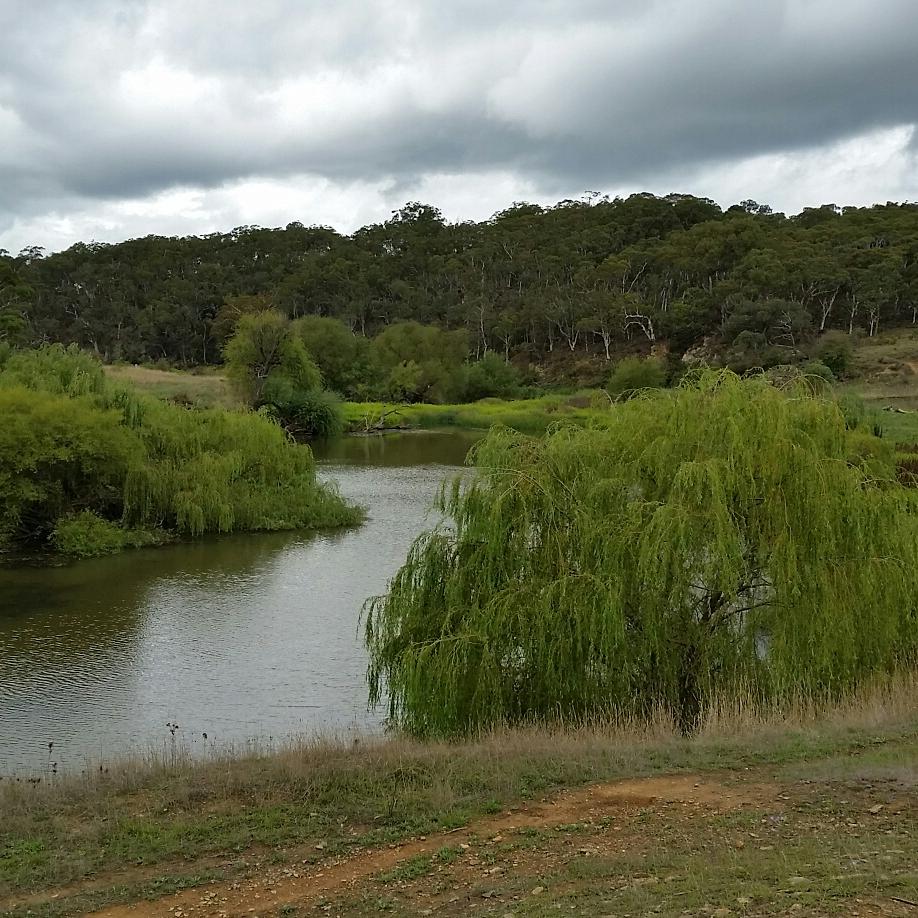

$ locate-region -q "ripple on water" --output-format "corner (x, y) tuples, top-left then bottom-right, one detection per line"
(0, 431), (478, 773)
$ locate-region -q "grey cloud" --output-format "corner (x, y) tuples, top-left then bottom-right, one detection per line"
(1, 0), (918, 238)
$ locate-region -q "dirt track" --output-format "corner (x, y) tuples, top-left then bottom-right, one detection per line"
(86, 774), (770, 917)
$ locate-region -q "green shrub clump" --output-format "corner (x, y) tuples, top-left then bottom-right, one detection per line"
(51, 512), (158, 558)
(0, 344), (361, 557)
(606, 356), (667, 399)
(814, 330), (854, 378)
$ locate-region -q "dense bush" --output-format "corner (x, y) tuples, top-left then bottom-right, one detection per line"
(0, 346), (361, 556)
(0, 385), (139, 545)
(457, 353), (522, 401)
(814, 331), (855, 378)
(51, 512), (156, 557)
(224, 311), (322, 404)
(373, 322), (468, 403)
(606, 356), (667, 398)
(292, 315), (374, 397)
(260, 376), (345, 438)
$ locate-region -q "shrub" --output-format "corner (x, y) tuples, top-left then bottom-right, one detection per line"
(458, 353), (522, 401)
(606, 356), (667, 398)
(0, 345), (360, 555)
(0, 387), (140, 547)
(224, 311), (321, 404)
(260, 376), (344, 438)
(801, 359), (836, 384)
(814, 330), (854, 378)
(51, 512), (154, 557)
(292, 315), (373, 397)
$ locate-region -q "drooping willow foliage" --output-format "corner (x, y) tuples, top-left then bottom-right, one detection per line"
(0, 345), (360, 555)
(366, 371), (918, 735)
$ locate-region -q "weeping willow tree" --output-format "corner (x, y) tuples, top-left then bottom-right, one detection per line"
(0, 344), (360, 555)
(366, 371), (918, 736)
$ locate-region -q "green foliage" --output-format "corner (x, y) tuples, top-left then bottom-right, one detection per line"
(0, 342), (108, 397)
(366, 371), (918, 736)
(457, 353), (522, 401)
(814, 331), (854, 378)
(224, 311), (321, 404)
(0, 346), (360, 555)
(123, 399), (358, 537)
(260, 376), (344, 439)
(292, 315), (372, 397)
(9, 197), (918, 375)
(0, 386), (140, 545)
(606, 356), (667, 398)
(373, 322), (468, 403)
(224, 312), (351, 438)
(800, 359), (837, 384)
(51, 511), (157, 557)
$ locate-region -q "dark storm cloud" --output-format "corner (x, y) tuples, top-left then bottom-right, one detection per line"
(1, 0), (917, 234)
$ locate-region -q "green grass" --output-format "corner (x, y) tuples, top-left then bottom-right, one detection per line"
(342, 394), (605, 434)
(837, 327), (918, 444)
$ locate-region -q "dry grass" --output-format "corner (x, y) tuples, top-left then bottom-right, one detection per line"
(103, 365), (240, 409)
(2, 675), (916, 880)
(840, 327), (918, 426)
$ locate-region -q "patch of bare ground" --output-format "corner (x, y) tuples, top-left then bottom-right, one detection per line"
(4, 680), (916, 917)
(81, 773), (769, 918)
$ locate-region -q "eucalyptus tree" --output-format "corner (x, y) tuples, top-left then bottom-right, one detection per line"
(366, 372), (918, 735)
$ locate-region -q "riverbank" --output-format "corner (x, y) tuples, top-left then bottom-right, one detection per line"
(2, 677), (916, 917)
(342, 394), (604, 434)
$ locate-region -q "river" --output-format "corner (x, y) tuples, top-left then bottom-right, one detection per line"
(0, 430), (480, 774)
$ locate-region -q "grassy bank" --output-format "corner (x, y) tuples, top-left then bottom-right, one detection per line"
(103, 361), (918, 448)
(103, 365), (240, 410)
(342, 394), (605, 434)
(2, 678), (916, 917)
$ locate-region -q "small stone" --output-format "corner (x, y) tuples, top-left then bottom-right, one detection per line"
(868, 804), (885, 814)
(531, 886), (545, 895)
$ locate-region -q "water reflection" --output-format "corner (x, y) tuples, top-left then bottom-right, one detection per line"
(0, 431), (478, 773)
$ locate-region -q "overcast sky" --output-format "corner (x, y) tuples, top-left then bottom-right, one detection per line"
(2, 0), (917, 253)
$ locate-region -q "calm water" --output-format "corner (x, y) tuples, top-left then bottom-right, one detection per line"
(0, 431), (479, 774)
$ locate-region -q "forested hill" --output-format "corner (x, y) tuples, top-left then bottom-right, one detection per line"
(2, 194), (918, 368)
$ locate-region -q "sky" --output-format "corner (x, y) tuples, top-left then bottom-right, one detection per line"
(2, 0), (918, 254)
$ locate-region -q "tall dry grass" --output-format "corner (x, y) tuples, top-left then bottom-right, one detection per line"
(3, 671), (915, 816)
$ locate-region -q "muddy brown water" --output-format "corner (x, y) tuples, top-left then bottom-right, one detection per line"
(0, 431), (480, 774)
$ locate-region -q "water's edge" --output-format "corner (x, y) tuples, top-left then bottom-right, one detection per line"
(0, 431), (479, 774)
